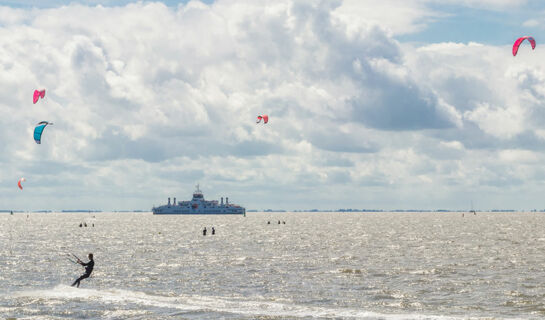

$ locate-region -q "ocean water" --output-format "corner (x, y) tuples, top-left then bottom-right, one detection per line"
(1, 211), (545, 319)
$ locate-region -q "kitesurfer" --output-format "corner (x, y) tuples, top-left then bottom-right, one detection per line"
(71, 253), (94, 288)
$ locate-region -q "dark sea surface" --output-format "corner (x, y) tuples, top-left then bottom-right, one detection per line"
(1, 211), (544, 319)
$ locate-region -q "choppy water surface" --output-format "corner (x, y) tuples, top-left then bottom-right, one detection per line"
(1, 211), (545, 319)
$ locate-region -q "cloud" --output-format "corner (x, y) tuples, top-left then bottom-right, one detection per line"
(523, 19), (540, 27)
(1, 0), (545, 211)
(464, 102), (525, 139)
(332, 0), (438, 36)
(406, 41), (541, 141)
(332, 0), (531, 39)
(430, 0), (529, 10)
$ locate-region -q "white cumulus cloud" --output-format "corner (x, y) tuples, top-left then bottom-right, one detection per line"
(1, 0), (545, 211)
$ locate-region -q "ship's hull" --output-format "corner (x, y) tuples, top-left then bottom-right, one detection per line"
(153, 212), (245, 215)
(152, 207), (245, 215)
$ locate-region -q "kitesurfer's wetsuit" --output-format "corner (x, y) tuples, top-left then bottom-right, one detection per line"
(71, 259), (94, 288)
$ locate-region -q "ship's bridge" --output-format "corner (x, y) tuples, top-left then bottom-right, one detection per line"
(192, 184), (204, 200)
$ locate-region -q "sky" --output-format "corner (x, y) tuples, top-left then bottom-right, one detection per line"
(2, 0), (545, 211)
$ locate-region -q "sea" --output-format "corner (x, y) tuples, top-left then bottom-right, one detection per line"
(1, 211), (545, 319)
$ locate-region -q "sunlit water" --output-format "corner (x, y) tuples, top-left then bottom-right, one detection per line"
(1, 211), (545, 319)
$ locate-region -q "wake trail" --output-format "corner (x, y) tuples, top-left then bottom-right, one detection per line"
(7, 285), (526, 320)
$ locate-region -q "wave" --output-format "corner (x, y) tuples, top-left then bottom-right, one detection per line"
(10, 285), (523, 320)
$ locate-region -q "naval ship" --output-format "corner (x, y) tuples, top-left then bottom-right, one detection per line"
(152, 185), (245, 215)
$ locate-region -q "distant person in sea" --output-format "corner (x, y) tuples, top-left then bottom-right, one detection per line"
(203, 227), (207, 236)
(79, 223), (83, 227)
(267, 221), (270, 224)
(278, 220), (280, 224)
(71, 253), (94, 288)
(84, 222), (87, 227)
(282, 221), (285, 224)
(212, 227), (215, 235)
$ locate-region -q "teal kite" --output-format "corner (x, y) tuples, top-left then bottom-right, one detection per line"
(34, 121), (52, 144)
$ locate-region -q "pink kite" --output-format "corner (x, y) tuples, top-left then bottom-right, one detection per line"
(513, 36), (536, 56)
(256, 115), (269, 124)
(18, 177), (26, 190)
(33, 89), (46, 104)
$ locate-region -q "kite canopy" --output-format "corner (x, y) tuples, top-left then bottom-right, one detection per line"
(18, 177), (26, 190)
(513, 36), (536, 56)
(256, 115), (269, 124)
(34, 121), (52, 144)
(33, 89), (46, 104)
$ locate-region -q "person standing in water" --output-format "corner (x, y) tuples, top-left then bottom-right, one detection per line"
(203, 227), (207, 236)
(71, 253), (94, 288)
(211, 227), (215, 235)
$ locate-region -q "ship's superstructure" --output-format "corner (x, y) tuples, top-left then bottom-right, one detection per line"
(152, 185), (245, 215)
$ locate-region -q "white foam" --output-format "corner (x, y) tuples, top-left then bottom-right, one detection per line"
(13, 285), (201, 312)
(9, 285), (526, 320)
